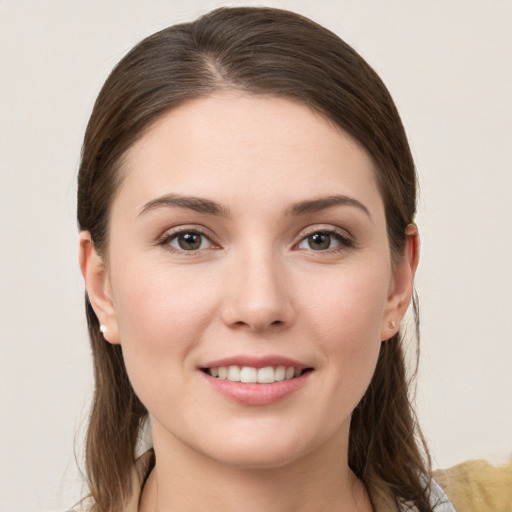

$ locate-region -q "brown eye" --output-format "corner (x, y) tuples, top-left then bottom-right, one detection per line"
(297, 230), (352, 252)
(307, 233), (331, 250)
(168, 231), (211, 251)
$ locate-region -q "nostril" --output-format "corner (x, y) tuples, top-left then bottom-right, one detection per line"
(230, 318), (285, 330)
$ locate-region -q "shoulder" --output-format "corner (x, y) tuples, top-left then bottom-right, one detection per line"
(433, 459), (512, 512)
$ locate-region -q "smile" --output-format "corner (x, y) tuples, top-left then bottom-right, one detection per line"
(204, 365), (307, 383)
(200, 356), (314, 404)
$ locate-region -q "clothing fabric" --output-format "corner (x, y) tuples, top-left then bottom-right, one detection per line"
(70, 451), (512, 511)
(423, 479), (456, 512)
(433, 459), (512, 512)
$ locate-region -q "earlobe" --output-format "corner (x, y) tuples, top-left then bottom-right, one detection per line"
(79, 231), (121, 344)
(381, 224), (420, 340)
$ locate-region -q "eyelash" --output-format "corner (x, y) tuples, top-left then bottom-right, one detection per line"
(158, 227), (217, 255)
(295, 227), (354, 253)
(158, 226), (354, 255)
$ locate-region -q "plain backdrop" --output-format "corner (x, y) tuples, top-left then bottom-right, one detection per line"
(1, 1), (511, 510)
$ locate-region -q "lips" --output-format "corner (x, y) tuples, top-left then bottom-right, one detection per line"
(200, 355), (314, 405)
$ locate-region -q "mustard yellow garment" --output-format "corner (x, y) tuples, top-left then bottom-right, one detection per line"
(434, 459), (512, 512)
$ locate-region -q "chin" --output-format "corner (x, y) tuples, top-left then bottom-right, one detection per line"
(196, 424), (332, 471)
(208, 444), (307, 470)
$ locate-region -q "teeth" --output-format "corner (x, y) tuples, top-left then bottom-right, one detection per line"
(227, 365), (241, 382)
(257, 366), (275, 383)
(207, 365), (304, 383)
(240, 366), (257, 383)
(275, 366), (286, 381)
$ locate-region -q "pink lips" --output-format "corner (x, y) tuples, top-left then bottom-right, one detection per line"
(200, 355), (313, 406)
(203, 355), (310, 370)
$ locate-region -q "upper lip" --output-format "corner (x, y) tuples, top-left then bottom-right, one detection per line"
(201, 355), (312, 370)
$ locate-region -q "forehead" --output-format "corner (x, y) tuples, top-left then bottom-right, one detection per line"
(116, 92), (383, 219)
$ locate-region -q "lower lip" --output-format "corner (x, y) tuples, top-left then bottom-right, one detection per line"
(201, 371), (312, 405)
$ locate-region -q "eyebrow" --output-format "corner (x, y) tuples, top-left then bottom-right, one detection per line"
(138, 193), (371, 219)
(138, 194), (231, 218)
(286, 195), (372, 219)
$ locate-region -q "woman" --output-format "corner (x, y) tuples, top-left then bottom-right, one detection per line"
(76, 6), (507, 512)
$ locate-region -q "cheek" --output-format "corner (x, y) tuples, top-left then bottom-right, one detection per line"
(112, 257), (218, 339)
(301, 262), (389, 342)
(109, 259), (221, 397)
(298, 263), (388, 396)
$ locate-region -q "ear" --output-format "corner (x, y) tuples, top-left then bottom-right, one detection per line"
(381, 224), (420, 340)
(79, 231), (120, 344)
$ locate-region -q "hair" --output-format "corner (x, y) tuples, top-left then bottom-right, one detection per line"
(77, 6), (432, 512)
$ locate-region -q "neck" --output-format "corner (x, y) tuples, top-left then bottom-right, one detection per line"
(139, 422), (372, 512)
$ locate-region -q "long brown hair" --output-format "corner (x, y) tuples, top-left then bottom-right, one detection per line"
(77, 7), (431, 511)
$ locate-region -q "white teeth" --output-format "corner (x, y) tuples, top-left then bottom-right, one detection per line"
(227, 365), (241, 382)
(240, 366), (258, 383)
(208, 365), (304, 383)
(275, 366), (286, 381)
(257, 366), (275, 383)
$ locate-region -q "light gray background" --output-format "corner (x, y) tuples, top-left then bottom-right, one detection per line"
(1, 1), (511, 511)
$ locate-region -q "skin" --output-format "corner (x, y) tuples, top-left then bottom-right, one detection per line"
(80, 93), (419, 512)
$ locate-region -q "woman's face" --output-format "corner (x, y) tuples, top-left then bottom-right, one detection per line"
(83, 93), (414, 469)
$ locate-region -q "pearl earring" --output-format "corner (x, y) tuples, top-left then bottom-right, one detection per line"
(100, 324), (108, 334)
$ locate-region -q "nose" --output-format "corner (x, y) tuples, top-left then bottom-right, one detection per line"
(221, 250), (295, 333)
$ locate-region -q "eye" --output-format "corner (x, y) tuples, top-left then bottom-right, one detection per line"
(296, 230), (352, 251)
(164, 230), (213, 252)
